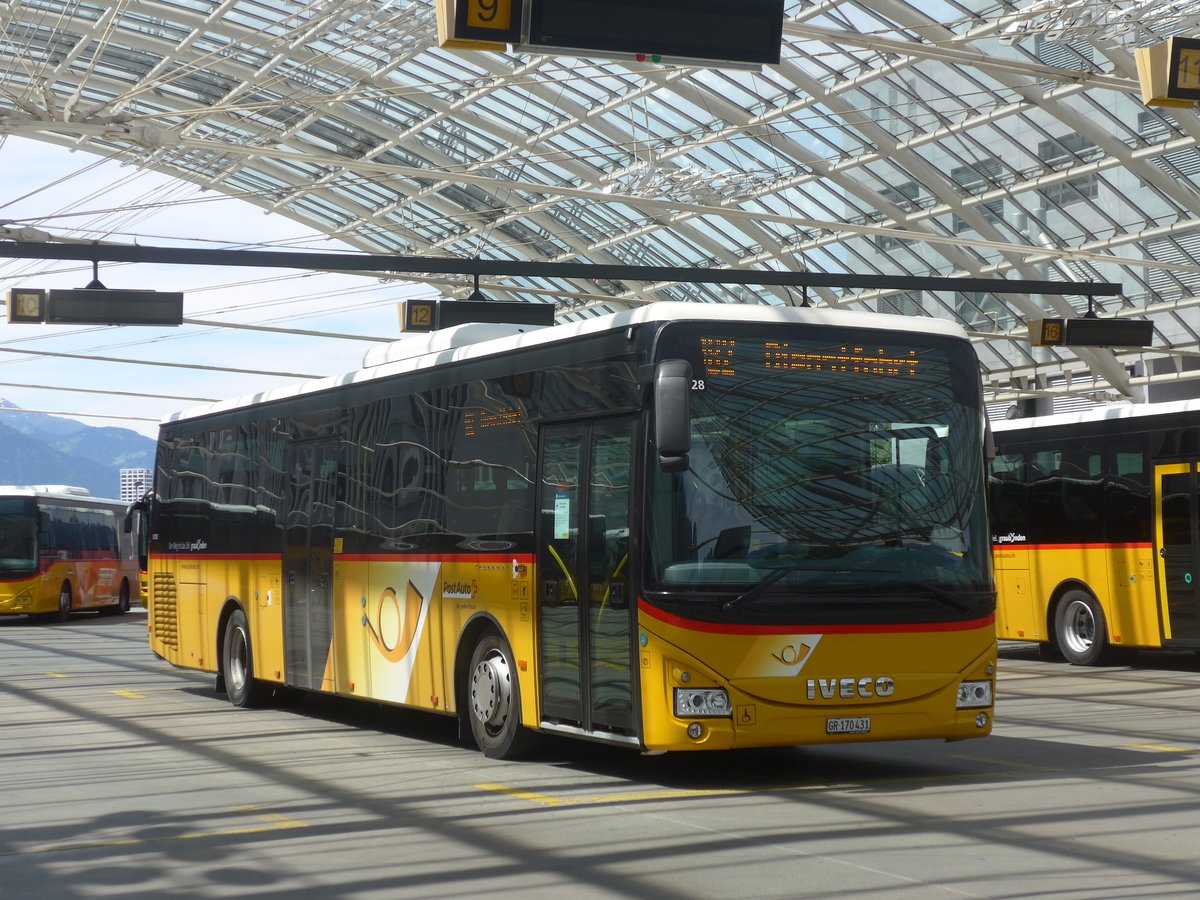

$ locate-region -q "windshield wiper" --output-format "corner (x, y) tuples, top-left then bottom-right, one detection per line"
(888, 580), (994, 614)
(722, 565), (878, 613)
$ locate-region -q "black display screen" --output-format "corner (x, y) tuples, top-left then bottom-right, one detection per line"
(526, 0), (784, 65)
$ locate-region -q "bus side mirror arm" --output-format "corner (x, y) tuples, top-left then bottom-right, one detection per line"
(654, 359), (691, 473)
(124, 496), (146, 534)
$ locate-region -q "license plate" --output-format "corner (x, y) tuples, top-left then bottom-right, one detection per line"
(826, 716), (871, 735)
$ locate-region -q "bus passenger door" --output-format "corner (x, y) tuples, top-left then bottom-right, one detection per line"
(284, 439), (338, 690)
(537, 419), (636, 737)
(1155, 462), (1200, 644)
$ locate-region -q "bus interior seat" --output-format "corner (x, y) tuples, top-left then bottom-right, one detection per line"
(712, 525), (751, 560)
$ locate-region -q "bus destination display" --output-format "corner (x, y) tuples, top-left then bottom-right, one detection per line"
(700, 337), (920, 378)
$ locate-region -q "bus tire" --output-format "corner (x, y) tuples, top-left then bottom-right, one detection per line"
(221, 608), (273, 708)
(465, 630), (538, 760)
(1054, 590), (1117, 666)
(53, 582), (72, 623)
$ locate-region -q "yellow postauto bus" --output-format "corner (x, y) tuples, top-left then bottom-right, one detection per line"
(145, 302), (996, 757)
(0, 485), (138, 621)
(991, 399), (1200, 665)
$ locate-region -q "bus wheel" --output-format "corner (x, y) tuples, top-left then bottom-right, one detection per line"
(1055, 590), (1115, 666)
(53, 583), (72, 624)
(465, 631), (537, 760)
(221, 609), (273, 708)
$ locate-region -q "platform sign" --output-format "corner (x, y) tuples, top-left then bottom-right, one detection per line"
(402, 298), (439, 333)
(525, 0), (784, 67)
(1029, 318), (1065, 346)
(8, 287), (183, 325)
(1135, 36), (1200, 108)
(402, 298), (555, 332)
(45, 289), (183, 326)
(6, 288), (46, 323)
(437, 0), (522, 49)
(438, 299), (555, 328)
(438, 0), (784, 68)
(1029, 317), (1153, 348)
(1061, 317), (1154, 348)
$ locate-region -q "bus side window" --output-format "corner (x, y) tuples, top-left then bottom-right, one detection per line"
(988, 451), (1026, 534)
(1106, 443), (1151, 543)
(1033, 443), (1105, 543)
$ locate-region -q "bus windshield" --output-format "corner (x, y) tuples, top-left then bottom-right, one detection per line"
(646, 325), (991, 613)
(0, 497), (39, 578)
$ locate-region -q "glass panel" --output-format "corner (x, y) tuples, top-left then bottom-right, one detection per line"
(0, 497), (38, 578)
(538, 429), (583, 722)
(1027, 439), (1106, 545)
(284, 442), (337, 690)
(646, 324), (990, 621)
(1106, 437), (1150, 545)
(1161, 471), (1200, 642)
(588, 425), (632, 731)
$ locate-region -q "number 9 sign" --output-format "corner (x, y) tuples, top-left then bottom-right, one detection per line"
(467, 0), (511, 30)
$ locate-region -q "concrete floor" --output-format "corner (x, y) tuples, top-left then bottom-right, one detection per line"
(3, 613), (1199, 899)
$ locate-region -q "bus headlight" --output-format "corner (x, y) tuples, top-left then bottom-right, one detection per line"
(674, 688), (731, 718)
(957, 680), (993, 709)
(7, 589), (34, 610)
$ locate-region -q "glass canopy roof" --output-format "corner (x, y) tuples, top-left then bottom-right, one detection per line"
(3, 0), (1200, 413)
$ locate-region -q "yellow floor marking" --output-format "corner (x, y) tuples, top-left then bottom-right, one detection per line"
(232, 805), (308, 831)
(1124, 743), (1200, 753)
(581, 788), (746, 803)
(476, 782), (749, 806)
(109, 689), (145, 699)
(43, 672), (71, 678)
(949, 755), (1060, 772)
(478, 757), (1093, 811)
(475, 783), (572, 805)
(7, 806), (306, 857)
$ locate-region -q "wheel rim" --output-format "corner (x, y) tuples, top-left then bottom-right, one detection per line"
(1062, 599), (1095, 655)
(59, 588), (70, 617)
(470, 650), (512, 734)
(228, 627), (250, 693)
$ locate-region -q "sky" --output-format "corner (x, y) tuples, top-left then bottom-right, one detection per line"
(0, 135), (436, 439)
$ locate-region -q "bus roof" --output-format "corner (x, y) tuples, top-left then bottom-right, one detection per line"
(164, 301), (969, 426)
(0, 485), (126, 505)
(0, 485), (92, 497)
(992, 396), (1200, 434)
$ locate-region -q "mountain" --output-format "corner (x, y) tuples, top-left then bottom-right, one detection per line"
(0, 400), (155, 500)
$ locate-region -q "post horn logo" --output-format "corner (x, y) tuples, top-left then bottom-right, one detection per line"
(363, 583), (424, 662)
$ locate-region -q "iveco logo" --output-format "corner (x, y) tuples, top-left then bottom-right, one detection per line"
(806, 676), (896, 700)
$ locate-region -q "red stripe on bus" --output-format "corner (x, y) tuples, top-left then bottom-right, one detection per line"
(337, 553), (535, 564)
(4, 559), (127, 583)
(638, 599), (994, 635)
(154, 552), (536, 563)
(991, 542), (1152, 551)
